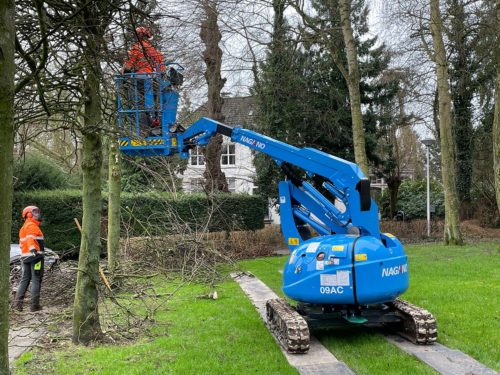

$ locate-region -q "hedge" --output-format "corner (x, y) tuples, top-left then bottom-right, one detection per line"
(12, 190), (267, 256)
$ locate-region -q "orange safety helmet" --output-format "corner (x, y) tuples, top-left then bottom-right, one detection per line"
(22, 206), (41, 220)
(135, 26), (153, 40)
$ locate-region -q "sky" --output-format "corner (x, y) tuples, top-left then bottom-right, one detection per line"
(159, 0), (437, 140)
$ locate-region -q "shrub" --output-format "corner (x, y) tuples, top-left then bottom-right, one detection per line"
(470, 180), (499, 226)
(12, 190), (267, 256)
(13, 154), (75, 191)
(380, 179), (445, 220)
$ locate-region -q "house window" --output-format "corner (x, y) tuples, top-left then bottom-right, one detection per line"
(221, 143), (236, 165)
(190, 178), (204, 192)
(190, 146), (204, 166)
(227, 177), (236, 193)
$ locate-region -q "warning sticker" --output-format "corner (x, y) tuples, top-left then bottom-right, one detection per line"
(332, 245), (344, 251)
(320, 270), (350, 286)
(280, 196), (286, 204)
(355, 253), (367, 261)
(316, 261), (324, 270)
(336, 270), (350, 286)
(306, 242), (320, 253)
(288, 237), (299, 246)
(131, 140), (147, 146)
(320, 274), (337, 286)
(385, 233), (395, 238)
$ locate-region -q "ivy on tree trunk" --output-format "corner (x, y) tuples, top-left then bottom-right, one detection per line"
(448, 0), (475, 217)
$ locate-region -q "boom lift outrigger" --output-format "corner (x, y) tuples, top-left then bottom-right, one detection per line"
(117, 67), (437, 353)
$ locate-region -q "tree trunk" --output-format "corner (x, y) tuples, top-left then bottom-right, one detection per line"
(0, 0), (15, 371)
(386, 176), (401, 219)
(72, 31), (104, 344)
(200, 0), (228, 193)
(494, 0), (500, 223)
(430, 0), (463, 244)
(448, 0), (474, 217)
(338, 0), (369, 175)
(107, 133), (121, 280)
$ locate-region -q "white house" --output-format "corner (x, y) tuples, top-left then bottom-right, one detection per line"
(180, 96), (259, 195)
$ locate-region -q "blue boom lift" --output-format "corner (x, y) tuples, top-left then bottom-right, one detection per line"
(117, 66), (437, 353)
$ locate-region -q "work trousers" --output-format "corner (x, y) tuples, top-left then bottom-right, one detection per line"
(16, 256), (44, 306)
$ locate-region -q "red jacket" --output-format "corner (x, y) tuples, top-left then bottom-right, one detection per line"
(124, 40), (165, 73)
(19, 218), (44, 258)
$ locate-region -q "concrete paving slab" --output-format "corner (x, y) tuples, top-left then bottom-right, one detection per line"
(296, 362), (357, 375)
(232, 272), (354, 375)
(8, 325), (45, 364)
(385, 334), (499, 375)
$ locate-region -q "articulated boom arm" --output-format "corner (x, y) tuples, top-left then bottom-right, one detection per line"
(176, 117), (380, 248)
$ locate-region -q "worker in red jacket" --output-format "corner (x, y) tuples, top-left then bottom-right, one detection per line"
(14, 206), (45, 312)
(121, 27), (166, 133)
(121, 27), (165, 74)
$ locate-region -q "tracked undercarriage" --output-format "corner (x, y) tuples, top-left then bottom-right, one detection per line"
(266, 299), (310, 354)
(266, 297), (437, 353)
(390, 298), (437, 344)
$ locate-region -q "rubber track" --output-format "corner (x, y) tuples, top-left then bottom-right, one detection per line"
(392, 298), (438, 344)
(266, 298), (310, 354)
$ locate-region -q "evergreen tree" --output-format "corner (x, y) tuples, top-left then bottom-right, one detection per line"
(253, 0), (306, 199)
(254, 0), (397, 200)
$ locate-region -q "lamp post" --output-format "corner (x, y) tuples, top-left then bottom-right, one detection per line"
(422, 139), (435, 237)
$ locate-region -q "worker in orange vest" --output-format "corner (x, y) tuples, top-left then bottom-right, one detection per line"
(121, 27), (165, 75)
(13, 206), (45, 312)
(120, 27), (166, 133)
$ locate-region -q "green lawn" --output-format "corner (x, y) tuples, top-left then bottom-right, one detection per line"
(15, 241), (499, 374)
(240, 241), (500, 373)
(403, 242), (500, 371)
(15, 278), (298, 375)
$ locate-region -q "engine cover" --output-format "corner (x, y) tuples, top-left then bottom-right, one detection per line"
(282, 234), (409, 305)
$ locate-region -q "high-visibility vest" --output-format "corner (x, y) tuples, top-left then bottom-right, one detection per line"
(123, 41), (165, 74)
(19, 218), (44, 258)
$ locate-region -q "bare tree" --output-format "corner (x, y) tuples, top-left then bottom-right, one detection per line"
(200, 0), (229, 192)
(107, 128), (121, 281)
(429, 0), (463, 244)
(494, 0), (500, 221)
(0, 0), (15, 370)
(338, 0), (369, 174)
(72, 0), (107, 343)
